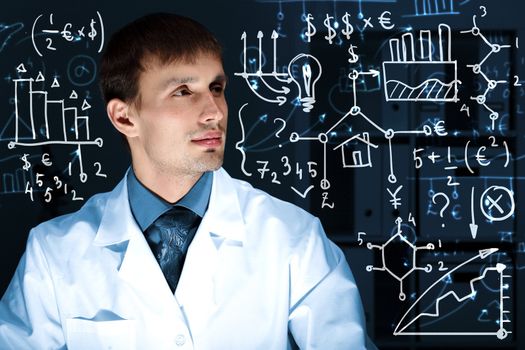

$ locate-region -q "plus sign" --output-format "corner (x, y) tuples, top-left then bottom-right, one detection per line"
(427, 152), (440, 163)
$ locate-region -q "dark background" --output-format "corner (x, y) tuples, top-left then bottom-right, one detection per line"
(1, 0), (523, 349)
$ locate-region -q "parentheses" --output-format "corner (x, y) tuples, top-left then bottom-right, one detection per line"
(503, 140), (510, 167)
(97, 11), (105, 53)
(32, 14), (43, 57)
(464, 140), (474, 174)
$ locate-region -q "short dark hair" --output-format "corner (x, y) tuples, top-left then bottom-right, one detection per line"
(99, 13), (223, 106)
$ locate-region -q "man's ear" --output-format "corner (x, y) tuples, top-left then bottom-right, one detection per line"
(106, 98), (139, 138)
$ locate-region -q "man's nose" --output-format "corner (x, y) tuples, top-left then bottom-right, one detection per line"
(200, 92), (225, 123)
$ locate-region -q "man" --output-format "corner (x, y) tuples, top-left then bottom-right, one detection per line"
(0, 13), (372, 349)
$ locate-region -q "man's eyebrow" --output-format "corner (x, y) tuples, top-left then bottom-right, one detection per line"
(160, 74), (227, 90)
(160, 76), (198, 90)
(212, 74), (228, 84)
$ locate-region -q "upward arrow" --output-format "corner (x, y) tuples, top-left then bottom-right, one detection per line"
(257, 31), (263, 73)
(271, 30), (278, 73)
(241, 32), (247, 74)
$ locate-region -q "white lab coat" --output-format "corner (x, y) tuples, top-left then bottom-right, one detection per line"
(0, 168), (369, 349)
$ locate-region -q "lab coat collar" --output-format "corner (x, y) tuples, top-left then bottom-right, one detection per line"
(91, 170), (186, 333)
(92, 167), (246, 247)
(175, 168), (247, 336)
(90, 168), (248, 339)
(199, 168), (246, 244)
(92, 169), (136, 246)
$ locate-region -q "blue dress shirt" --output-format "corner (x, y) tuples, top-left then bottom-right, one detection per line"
(126, 168), (212, 232)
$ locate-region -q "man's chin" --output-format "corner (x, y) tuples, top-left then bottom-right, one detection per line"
(196, 155), (224, 172)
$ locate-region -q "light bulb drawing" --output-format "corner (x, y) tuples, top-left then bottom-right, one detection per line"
(288, 53), (322, 112)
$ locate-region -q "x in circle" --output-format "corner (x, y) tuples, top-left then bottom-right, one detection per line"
(480, 186), (515, 222)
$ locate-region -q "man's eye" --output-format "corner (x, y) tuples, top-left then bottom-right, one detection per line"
(173, 88), (191, 96)
(211, 84), (225, 95)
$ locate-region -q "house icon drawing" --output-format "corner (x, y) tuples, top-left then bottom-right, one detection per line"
(333, 132), (379, 168)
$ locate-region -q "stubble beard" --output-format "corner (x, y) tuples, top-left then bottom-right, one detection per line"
(194, 148), (224, 172)
(185, 125), (226, 173)
(166, 147), (224, 177)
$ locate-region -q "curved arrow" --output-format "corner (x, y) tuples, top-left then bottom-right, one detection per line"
(260, 76), (290, 94)
(274, 74), (293, 84)
(243, 77), (287, 105)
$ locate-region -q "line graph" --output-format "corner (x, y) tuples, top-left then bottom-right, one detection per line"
(385, 75), (459, 101)
(394, 248), (512, 339)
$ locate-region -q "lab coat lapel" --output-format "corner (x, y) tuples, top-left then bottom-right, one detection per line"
(92, 173), (182, 325)
(175, 168), (247, 336)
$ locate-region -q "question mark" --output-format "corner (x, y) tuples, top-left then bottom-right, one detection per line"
(432, 192), (450, 228)
(273, 118), (286, 148)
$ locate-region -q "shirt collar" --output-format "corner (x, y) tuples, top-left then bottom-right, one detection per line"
(127, 168), (212, 231)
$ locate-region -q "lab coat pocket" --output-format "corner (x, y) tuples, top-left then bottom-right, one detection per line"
(66, 318), (136, 350)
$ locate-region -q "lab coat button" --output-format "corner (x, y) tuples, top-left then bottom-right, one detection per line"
(175, 334), (186, 346)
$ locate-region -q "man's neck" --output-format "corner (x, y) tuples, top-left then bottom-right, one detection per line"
(132, 165), (202, 204)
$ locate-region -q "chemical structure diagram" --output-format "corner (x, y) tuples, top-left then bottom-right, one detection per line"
(365, 217), (435, 301)
(460, 14), (512, 130)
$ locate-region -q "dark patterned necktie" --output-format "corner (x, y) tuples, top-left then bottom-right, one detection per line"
(145, 206), (201, 293)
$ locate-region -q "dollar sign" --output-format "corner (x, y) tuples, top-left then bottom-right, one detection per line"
(88, 19), (97, 40)
(348, 44), (359, 63)
(20, 153), (31, 171)
(305, 13), (316, 42)
(341, 12), (354, 40)
(323, 14), (336, 44)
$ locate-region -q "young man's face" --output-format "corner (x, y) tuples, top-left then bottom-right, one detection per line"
(129, 53), (228, 177)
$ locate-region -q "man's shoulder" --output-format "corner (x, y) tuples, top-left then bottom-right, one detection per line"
(29, 188), (112, 245)
(223, 172), (322, 248)
(229, 174), (315, 222)
(222, 171), (331, 260)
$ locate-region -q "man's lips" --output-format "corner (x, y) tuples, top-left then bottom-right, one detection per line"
(191, 132), (223, 147)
